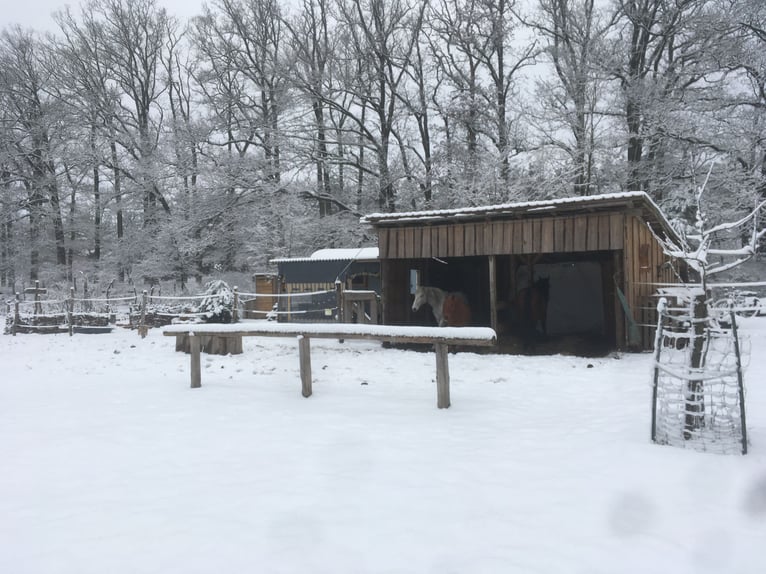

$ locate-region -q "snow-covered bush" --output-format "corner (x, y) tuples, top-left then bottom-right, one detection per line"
(197, 280), (235, 323)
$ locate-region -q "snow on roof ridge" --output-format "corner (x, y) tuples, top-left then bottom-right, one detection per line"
(270, 246), (379, 264)
(361, 191), (652, 222)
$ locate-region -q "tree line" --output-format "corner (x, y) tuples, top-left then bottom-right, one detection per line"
(1, 0), (764, 290)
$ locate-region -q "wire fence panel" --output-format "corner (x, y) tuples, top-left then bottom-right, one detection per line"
(651, 297), (749, 455)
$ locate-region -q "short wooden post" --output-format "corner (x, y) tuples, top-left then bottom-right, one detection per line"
(370, 295), (379, 324)
(12, 293), (19, 336)
(298, 335), (312, 397)
(67, 286), (75, 337)
(335, 280), (344, 343)
(34, 280), (42, 315)
(233, 286), (239, 323)
(189, 332), (201, 388)
(106, 279), (114, 321)
(488, 254), (498, 333)
(434, 342), (451, 408)
(138, 290), (148, 338)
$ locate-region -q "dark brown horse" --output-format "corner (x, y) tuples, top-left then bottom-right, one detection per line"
(512, 277), (550, 337)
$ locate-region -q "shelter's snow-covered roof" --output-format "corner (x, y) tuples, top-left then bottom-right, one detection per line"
(270, 247), (379, 264)
(362, 191), (669, 225)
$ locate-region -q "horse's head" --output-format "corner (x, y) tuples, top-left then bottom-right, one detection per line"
(412, 286), (425, 311)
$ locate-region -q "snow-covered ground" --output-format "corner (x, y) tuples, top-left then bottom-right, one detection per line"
(1, 320), (765, 574)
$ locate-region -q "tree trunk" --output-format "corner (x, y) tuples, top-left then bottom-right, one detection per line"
(684, 293), (707, 439)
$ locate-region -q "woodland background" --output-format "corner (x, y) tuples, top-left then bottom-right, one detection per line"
(1, 0), (765, 292)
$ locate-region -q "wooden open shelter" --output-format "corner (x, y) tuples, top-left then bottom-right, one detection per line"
(361, 192), (686, 352)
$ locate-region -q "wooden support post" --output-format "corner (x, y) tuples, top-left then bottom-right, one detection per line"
(434, 343), (450, 409)
(335, 280), (344, 343)
(370, 296), (379, 324)
(233, 286), (239, 323)
(139, 290), (148, 338)
(67, 286), (74, 337)
(12, 292), (19, 336)
(189, 333), (201, 388)
(298, 335), (312, 397)
(34, 280), (41, 315)
(488, 254), (498, 333)
(106, 279), (114, 322)
(335, 280), (344, 323)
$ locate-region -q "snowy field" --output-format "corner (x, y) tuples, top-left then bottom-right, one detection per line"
(1, 321), (765, 574)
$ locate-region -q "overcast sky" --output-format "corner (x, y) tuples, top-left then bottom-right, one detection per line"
(1, 0), (207, 32)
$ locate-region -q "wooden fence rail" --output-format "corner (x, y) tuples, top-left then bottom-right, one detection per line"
(162, 322), (497, 409)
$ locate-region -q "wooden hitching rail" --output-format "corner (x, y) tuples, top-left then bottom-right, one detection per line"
(162, 323), (497, 408)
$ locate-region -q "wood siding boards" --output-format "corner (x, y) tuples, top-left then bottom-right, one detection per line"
(438, 226), (449, 258)
(585, 215), (599, 251)
(475, 223), (485, 256)
(610, 213), (623, 249)
(379, 211), (634, 260)
(421, 225), (431, 256)
(372, 204), (674, 351)
(598, 215), (610, 250)
(541, 219), (554, 253)
(574, 216), (587, 251)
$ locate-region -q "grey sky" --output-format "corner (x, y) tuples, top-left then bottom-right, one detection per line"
(1, 0), (206, 32)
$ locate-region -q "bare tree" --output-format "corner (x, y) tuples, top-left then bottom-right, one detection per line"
(335, 0), (424, 212)
(429, 0), (535, 199)
(611, 0), (723, 196)
(284, 0), (336, 216)
(0, 28), (67, 279)
(528, 0), (615, 195)
(89, 0), (173, 228)
(215, 0), (288, 183)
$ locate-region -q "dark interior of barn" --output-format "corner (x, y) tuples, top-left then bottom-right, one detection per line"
(393, 252), (619, 356)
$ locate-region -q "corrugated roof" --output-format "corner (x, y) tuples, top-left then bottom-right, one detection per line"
(361, 191), (680, 242)
(363, 191), (650, 221)
(270, 247), (379, 264)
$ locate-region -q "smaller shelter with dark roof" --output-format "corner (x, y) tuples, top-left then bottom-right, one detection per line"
(361, 192), (685, 353)
(270, 248), (380, 322)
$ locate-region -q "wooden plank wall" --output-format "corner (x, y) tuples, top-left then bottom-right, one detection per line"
(376, 211), (680, 351)
(621, 215), (677, 349)
(378, 213), (626, 259)
(252, 276), (276, 313)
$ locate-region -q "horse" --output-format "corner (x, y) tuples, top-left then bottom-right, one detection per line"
(511, 277), (550, 337)
(412, 286), (471, 327)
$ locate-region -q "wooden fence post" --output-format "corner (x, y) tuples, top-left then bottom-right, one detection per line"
(138, 290), (148, 338)
(34, 280), (42, 315)
(435, 343), (451, 409)
(335, 280), (344, 343)
(335, 280), (344, 323)
(67, 286), (74, 337)
(233, 286), (239, 323)
(298, 335), (312, 397)
(189, 332), (201, 388)
(12, 292), (19, 336)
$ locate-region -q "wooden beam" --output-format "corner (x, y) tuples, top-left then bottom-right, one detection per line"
(489, 255), (498, 333)
(190, 333), (201, 389)
(298, 335), (312, 397)
(435, 342), (450, 408)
